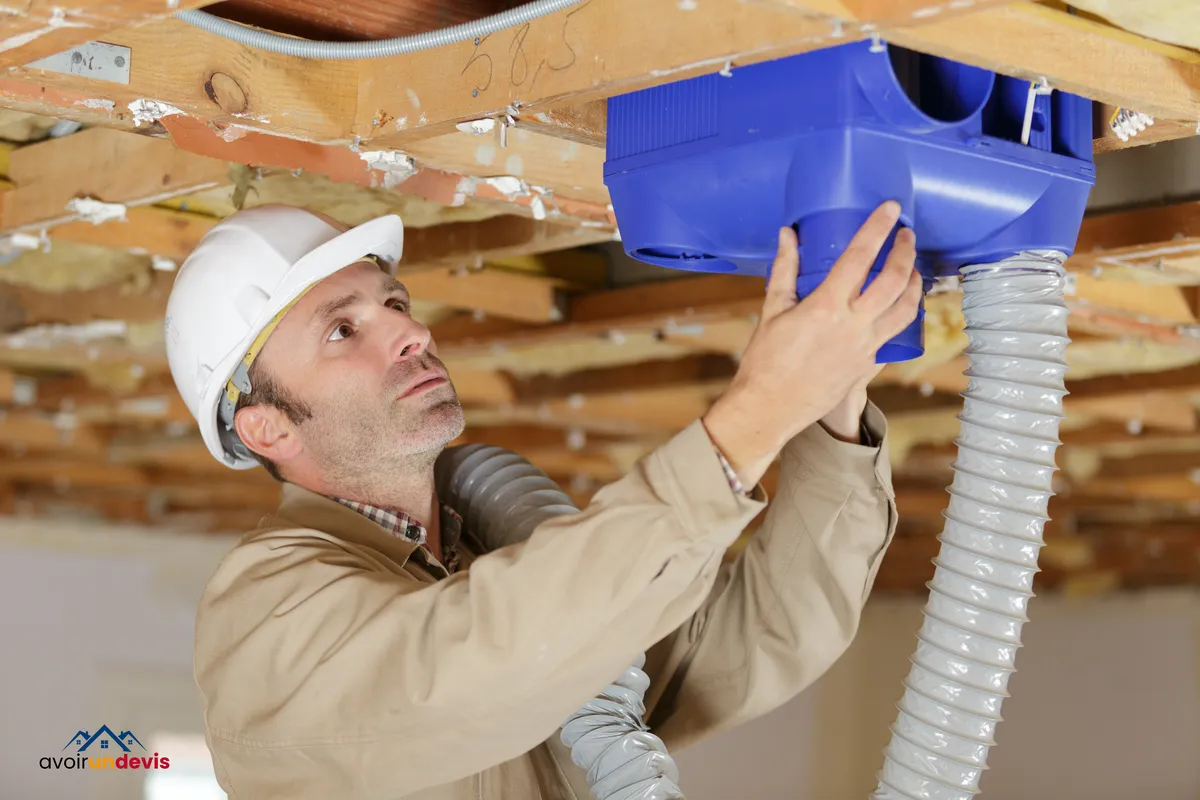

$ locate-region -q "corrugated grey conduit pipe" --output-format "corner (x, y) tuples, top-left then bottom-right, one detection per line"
(175, 0), (584, 59)
(435, 446), (684, 800)
(873, 251), (1071, 800)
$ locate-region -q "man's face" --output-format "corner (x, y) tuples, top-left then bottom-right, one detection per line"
(249, 260), (465, 490)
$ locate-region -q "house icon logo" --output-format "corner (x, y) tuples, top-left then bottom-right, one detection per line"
(63, 725), (146, 754)
(42, 725), (169, 772)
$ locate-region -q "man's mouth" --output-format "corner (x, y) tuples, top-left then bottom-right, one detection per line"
(398, 369), (448, 399)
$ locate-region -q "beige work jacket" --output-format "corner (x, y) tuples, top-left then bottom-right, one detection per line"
(193, 405), (897, 799)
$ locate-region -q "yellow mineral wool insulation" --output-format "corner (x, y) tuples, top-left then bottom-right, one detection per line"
(161, 172), (509, 228)
(1061, 447), (1105, 483)
(81, 362), (153, 395)
(1069, 0), (1200, 52)
(1040, 535), (1097, 572)
(1064, 338), (1200, 379)
(887, 293), (968, 383)
(0, 110), (60, 143)
(0, 241), (152, 292)
(1092, 253), (1200, 285)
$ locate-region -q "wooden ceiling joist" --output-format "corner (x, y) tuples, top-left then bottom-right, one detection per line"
(0, 0), (1193, 158)
(0, 1), (212, 68)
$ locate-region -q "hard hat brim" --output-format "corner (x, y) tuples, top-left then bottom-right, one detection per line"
(198, 214), (405, 469)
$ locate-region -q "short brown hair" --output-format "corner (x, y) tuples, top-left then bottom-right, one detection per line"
(233, 357), (313, 482)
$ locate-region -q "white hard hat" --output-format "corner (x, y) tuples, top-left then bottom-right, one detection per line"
(164, 205), (405, 469)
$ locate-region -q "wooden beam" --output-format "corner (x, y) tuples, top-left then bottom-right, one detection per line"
(513, 354), (739, 402)
(0, 1), (211, 68)
(886, 3), (1200, 123)
(399, 265), (567, 324)
(1092, 103), (1197, 154)
(2, 0), (1188, 156)
(52, 206), (218, 262)
(512, 101), (607, 148)
(0, 1), (995, 147)
(0, 270), (174, 330)
(1081, 474), (1200, 504)
(1073, 200), (1200, 277)
(1097, 450), (1200, 480)
(1067, 363), (1200, 399)
(0, 457), (148, 489)
(403, 215), (614, 268)
(400, 127), (609, 205)
(0, 411), (108, 455)
(435, 274), (766, 356)
(0, 127), (229, 232)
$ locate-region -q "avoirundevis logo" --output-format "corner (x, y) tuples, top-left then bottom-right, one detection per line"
(41, 725), (171, 771)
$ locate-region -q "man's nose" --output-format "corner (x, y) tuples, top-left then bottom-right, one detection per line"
(388, 314), (431, 362)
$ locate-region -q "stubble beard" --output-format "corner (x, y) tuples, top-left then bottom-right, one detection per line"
(304, 355), (466, 502)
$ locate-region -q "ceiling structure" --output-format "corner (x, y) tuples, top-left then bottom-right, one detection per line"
(0, 0), (1195, 595)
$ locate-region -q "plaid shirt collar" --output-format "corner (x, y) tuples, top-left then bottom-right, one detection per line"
(334, 498), (465, 574)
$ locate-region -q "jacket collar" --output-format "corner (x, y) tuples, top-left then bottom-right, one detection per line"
(271, 482), (450, 577)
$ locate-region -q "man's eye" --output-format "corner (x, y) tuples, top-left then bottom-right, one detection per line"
(387, 297), (409, 313)
(328, 322), (355, 342)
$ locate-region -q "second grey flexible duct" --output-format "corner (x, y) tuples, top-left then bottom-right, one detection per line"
(436, 444), (685, 800)
(176, 0), (583, 60)
(872, 252), (1071, 799)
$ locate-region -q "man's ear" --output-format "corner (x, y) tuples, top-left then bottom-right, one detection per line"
(233, 404), (303, 464)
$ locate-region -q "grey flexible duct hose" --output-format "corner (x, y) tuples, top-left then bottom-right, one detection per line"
(175, 0), (583, 60)
(435, 444), (685, 800)
(872, 252), (1071, 800)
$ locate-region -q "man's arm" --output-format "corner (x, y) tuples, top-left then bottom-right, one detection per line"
(642, 400), (897, 750)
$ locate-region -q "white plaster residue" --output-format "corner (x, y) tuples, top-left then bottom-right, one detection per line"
(912, 6), (942, 18)
(219, 124), (249, 142)
(678, 0), (697, 9)
(406, 89), (421, 109)
(0, 7), (86, 53)
(11, 375), (36, 406)
(457, 118), (496, 135)
(117, 396), (170, 417)
(474, 143), (497, 166)
(65, 197), (127, 225)
(481, 176), (529, 198)
(232, 111), (270, 123)
(504, 154), (525, 176)
(949, 0), (976, 8)
(4, 320), (127, 350)
(396, 116), (409, 129)
(359, 150), (417, 189)
(6, 231), (46, 251)
(831, 18), (845, 38)
(129, 98), (185, 127)
(74, 98), (115, 112)
(418, 113), (429, 126)
(151, 255), (177, 272)
(530, 194), (547, 221)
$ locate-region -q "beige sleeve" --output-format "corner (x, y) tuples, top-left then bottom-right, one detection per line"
(195, 419), (766, 799)
(643, 402), (898, 750)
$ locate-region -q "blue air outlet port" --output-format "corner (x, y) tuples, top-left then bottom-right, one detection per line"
(603, 40), (1096, 362)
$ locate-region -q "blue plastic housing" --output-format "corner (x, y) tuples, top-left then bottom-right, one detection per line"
(604, 40), (1096, 362)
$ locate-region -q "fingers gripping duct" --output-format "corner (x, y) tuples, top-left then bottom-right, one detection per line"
(872, 252), (1070, 800)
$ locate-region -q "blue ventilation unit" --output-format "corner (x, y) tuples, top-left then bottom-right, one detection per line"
(604, 40), (1096, 362)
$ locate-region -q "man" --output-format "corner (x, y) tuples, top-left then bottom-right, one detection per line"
(165, 200), (919, 799)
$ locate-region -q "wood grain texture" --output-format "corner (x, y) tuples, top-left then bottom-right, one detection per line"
(0, 0), (212, 68)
